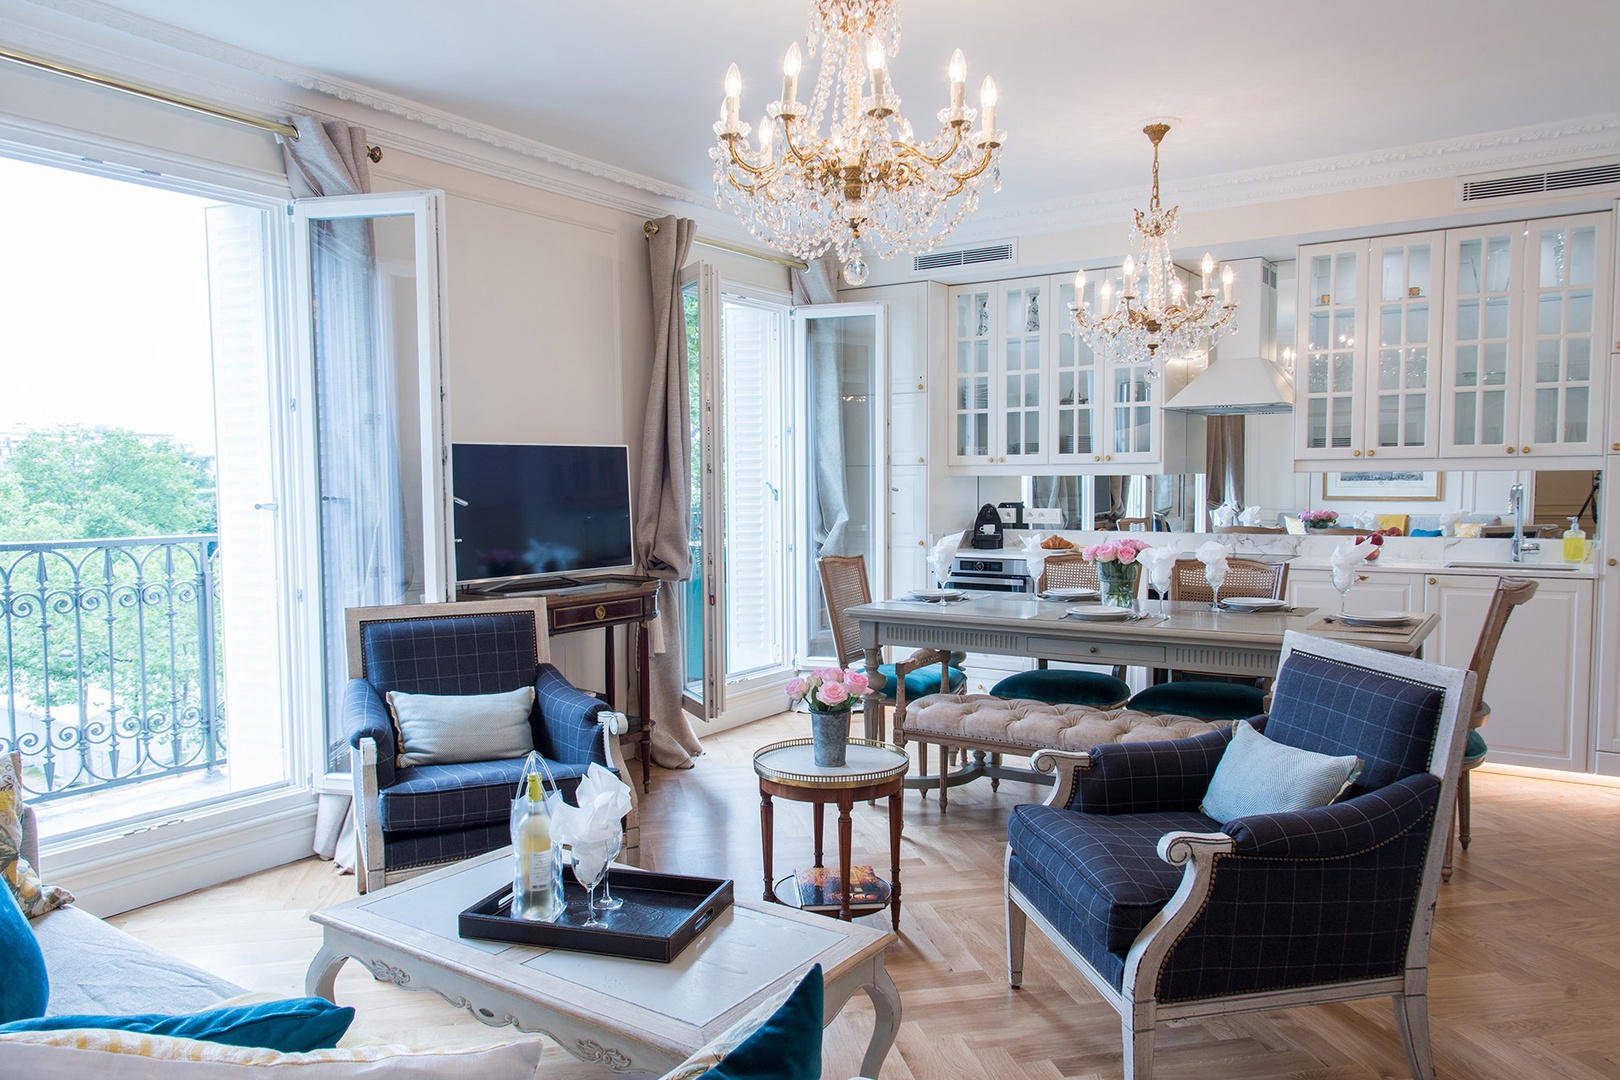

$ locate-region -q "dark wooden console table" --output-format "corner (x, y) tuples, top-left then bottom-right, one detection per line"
(463, 577), (658, 792)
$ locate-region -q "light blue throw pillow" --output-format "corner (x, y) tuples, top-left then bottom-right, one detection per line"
(387, 685), (536, 767)
(0, 882), (48, 1023)
(1200, 721), (1362, 825)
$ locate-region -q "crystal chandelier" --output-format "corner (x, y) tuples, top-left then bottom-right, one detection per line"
(711, 0), (1005, 286)
(1070, 124), (1236, 374)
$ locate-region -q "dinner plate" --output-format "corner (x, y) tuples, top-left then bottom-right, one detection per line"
(1220, 597), (1288, 611)
(1337, 610), (1412, 626)
(908, 588), (967, 601)
(1065, 604), (1135, 621)
(1040, 587), (1100, 600)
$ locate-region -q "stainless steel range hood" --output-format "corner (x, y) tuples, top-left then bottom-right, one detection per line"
(1163, 258), (1293, 415)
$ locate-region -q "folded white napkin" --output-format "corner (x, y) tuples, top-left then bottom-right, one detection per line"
(1238, 506), (1264, 527)
(1196, 541), (1230, 591)
(928, 534), (962, 587)
(1136, 546), (1179, 593)
(1329, 538), (1373, 592)
(549, 763), (633, 846)
(1210, 503), (1239, 527)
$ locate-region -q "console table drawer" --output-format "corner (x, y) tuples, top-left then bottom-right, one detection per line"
(549, 596), (651, 631)
(1025, 636), (1167, 666)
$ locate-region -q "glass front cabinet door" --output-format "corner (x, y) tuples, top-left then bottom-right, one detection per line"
(998, 277), (1046, 466)
(949, 285), (994, 465)
(1050, 272), (1106, 466)
(1367, 232), (1443, 460)
(1295, 240), (1369, 462)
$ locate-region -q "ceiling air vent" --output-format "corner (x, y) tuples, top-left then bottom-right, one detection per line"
(913, 241), (1015, 272)
(1459, 159), (1620, 206)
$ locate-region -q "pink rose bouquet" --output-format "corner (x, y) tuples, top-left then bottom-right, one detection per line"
(1081, 537), (1150, 564)
(787, 667), (869, 713)
(1300, 509), (1339, 528)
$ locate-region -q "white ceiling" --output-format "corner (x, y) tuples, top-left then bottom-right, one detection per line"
(76, 0), (1620, 220)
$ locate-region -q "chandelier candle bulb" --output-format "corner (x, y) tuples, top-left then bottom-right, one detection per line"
(949, 48), (966, 111)
(1201, 253), (1213, 294)
(723, 63), (742, 132)
(782, 42), (801, 106)
(1222, 263), (1234, 305)
(866, 37), (887, 100)
(979, 76), (997, 136)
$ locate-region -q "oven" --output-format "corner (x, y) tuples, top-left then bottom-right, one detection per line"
(947, 554), (1035, 594)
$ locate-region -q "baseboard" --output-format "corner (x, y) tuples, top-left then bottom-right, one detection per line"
(40, 789), (320, 917)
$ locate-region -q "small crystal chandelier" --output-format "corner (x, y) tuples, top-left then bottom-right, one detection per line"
(1070, 123), (1236, 374)
(711, 0), (1005, 286)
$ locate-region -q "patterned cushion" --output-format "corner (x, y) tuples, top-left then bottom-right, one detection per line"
(991, 669), (1130, 708)
(875, 663), (965, 702)
(1264, 649), (1444, 795)
(1129, 680), (1267, 721)
(378, 758), (590, 832)
(0, 755), (73, 919)
(1007, 803), (1215, 955)
(1200, 721), (1360, 824)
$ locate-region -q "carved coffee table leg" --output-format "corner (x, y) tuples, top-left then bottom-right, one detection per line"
(888, 790), (903, 932)
(760, 790), (775, 903)
(858, 966), (903, 1080)
(305, 942), (349, 1000)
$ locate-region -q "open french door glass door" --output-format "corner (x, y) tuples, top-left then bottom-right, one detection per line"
(291, 191), (449, 773)
(681, 265), (798, 724)
(796, 303), (888, 665)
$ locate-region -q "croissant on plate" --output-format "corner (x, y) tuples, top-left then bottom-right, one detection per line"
(1040, 534), (1075, 550)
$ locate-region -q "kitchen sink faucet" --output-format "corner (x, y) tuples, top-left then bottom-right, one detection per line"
(1509, 482), (1539, 562)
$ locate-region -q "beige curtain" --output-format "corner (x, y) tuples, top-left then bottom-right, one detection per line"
(1206, 416), (1246, 512)
(637, 217), (703, 769)
(281, 115), (372, 198)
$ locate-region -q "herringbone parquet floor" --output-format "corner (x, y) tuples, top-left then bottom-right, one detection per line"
(111, 712), (1620, 1079)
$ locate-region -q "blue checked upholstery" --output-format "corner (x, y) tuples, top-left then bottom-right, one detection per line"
(1007, 638), (1466, 1048)
(345, 607), (610, 880)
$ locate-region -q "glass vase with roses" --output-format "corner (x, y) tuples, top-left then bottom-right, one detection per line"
(1081, 538), (1149, 611)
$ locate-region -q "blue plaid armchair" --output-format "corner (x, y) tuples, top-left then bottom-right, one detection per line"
(345, 598), (636, 893)
(1006, 632), (1473, 1080)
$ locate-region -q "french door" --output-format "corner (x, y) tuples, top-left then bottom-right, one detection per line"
(680, 265), (797, 724)
(290, 191), (450, 773)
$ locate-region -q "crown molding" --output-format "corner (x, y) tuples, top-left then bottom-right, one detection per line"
(956, 113), (1620, 242)
(6, 0), (718, 218)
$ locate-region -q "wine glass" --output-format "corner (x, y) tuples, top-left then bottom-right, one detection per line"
(567, 837), (614, 927)
(1205, 567), (1227, 612)
(595, 832), (625, 912)
(1332, 566), (1355, 614)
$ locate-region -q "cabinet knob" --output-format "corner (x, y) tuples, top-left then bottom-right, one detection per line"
(919, 540), (926, 546)
(1506, 446), (1516, 454)
(1356, 574), (1369, 582)
(1093, 455), (1102, 462)
(918, 457), (925, 463)
(1352, 449), (1362, 457)
(1521, 446), (1532, 454)
(1105, 454), (1113, 461)
(1367, 449), (1377, 457)
(1428, 577), (1437, 585)
(1610, 558), (1618, 567)
(1611, 442), (1619, 451)
(1088, 646), (1100, 655)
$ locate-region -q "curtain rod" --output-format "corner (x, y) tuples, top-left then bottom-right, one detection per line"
(643, 220), (808, 271)
(0, 43), (381, 162)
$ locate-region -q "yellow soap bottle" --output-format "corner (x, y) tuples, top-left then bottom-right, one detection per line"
(1562, 517), (1588, 562)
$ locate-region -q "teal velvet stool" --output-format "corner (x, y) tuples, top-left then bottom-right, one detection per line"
(991, 668), (1129, 708)
(1127, 678), (1266, 721)
(880, 661), (967, 702)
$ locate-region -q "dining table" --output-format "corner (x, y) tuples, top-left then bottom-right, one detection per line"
(845, 593), (1441, 742)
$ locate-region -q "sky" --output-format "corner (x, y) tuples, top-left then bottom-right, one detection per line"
(0, 155), (222, 455)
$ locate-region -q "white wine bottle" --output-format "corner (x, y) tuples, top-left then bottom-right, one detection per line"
(511, 772), (559, 921)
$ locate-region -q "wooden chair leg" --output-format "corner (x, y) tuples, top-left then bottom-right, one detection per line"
(1458, 768), (1473, 850)
(990, 752), (1002, 791)
(1006, 891), (1027, 989)
(1393, 992), (1436, 1080)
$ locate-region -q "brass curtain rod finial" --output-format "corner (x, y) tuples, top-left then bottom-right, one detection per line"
(366, 145), (382, 163)
(643, 221), (661, 238)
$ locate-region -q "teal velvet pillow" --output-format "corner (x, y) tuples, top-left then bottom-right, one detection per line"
(1200, 720), (1362, 825)
(0, 882), (48, 1023)
(0, 996), (355, 1053)
(698, 964), (823, 1080)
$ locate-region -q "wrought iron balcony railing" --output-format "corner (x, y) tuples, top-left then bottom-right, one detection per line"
(0, 535), (225, 802)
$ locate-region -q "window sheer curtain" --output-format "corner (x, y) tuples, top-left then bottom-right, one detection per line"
(795, 255), (852, 559)
(284, 116), (405, 869)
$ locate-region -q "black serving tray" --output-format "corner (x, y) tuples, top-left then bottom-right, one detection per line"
(458, 866), (734, 963)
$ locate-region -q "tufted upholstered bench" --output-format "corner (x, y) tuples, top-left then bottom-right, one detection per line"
(897, 694), (1219, 808)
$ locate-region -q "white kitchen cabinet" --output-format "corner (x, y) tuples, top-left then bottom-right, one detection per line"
(947, 277), (1049, 467)
(890, 392), (927, 463)
(887, 463), (929, 596)
(1285, 566), (1422, 613)
(1295, 233), (1443, 464)
(1421, 572), (1593, 772)
(1439, 213), (1611, 463)
(1593, 471), (1620, 769)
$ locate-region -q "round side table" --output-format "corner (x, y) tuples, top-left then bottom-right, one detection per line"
(753, 738), (909, 930)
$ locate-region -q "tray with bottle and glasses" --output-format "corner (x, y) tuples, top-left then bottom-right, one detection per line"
(458, 867), (733, 963)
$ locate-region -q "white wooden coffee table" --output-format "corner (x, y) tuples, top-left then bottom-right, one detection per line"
(305, 849), (902, 1077)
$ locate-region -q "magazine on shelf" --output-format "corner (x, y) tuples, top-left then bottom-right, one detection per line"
(794, 865), (890, 912)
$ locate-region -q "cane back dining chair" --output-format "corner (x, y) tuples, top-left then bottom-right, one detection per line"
(1007, 632), (1475, 1080)
(818, 555), (965, 744)
(1126, 557), (1290, 720)
(1444, 576), (1538, 880)
(988, 553), (1130, 708)
(344, 598), (637, 893)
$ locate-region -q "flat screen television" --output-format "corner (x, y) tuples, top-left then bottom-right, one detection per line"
(451, 442), (635, 588)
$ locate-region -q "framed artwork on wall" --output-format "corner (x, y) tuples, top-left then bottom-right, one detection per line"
(1322, 471), (1443, 501)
